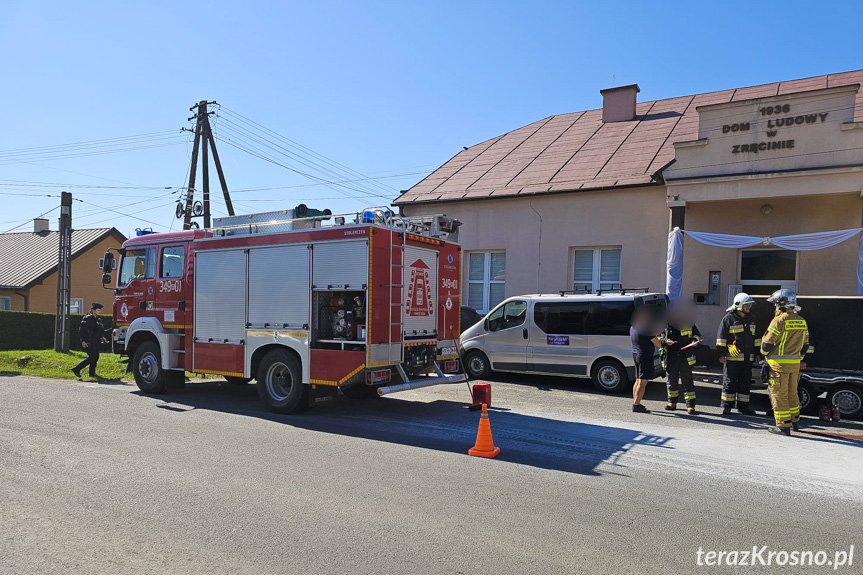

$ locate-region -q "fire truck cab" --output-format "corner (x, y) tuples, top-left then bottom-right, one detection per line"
(103, 207), (466, 413)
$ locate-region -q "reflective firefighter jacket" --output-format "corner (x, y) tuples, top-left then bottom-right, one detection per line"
(716, 311), (760, 362)
(661, 324), (701, 366)
(760, 310), (812, 373)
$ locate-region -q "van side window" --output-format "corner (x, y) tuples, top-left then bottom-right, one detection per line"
(534, 302), (588, 335)
(487, 300), (527, 332)
(590, 301), (635, 336)
(161, 246), (185, 278)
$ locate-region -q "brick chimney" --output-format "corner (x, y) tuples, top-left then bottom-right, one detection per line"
(33, 218), (49, 233)
(600, 84), (640, 123)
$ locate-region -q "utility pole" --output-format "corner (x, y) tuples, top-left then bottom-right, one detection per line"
(54, 191), (72, 352)
(181, 100), (234, 229)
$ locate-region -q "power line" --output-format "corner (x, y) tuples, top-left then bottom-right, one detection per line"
(213, 120), (386, 199)
(219, 106), (401, 194)
(217, 106), (399, 196)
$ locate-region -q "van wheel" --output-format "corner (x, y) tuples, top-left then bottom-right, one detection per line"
(797, 379), (820, 415)
(133, 340), (167, 394)
(256, 349), (307, 414)
(827, 384), (863, 420)
(463, 350), (491, 379)
(592, 360), (629, 393)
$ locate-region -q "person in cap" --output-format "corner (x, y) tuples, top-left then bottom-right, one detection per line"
(72, 303), (109, 379)
(716, 293), (760, 415)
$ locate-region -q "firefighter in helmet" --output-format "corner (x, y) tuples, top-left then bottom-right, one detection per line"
(760, 289), (811, 436)
(661, 298), (702, 415)
(716, 292), (760, 415)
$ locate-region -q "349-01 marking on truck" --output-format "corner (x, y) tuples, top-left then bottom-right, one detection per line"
(159, 280), (182, 293)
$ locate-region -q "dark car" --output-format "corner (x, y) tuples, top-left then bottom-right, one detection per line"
(460, 306), (482, 333)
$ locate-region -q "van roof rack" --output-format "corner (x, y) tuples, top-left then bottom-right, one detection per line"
(559, 287), (592, 296)
(597, 287), (650, 295)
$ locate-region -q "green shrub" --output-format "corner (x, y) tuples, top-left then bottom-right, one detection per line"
(0, 310), (114, 351)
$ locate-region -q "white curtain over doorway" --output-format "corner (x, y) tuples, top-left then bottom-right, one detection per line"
(666, 227), (863, 299)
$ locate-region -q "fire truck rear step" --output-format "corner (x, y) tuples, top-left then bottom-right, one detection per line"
(376, 364), (467, 396)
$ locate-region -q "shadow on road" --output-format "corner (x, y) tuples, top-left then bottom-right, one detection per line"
(132, 381), (675, 477)
(487, 371), (863, 440)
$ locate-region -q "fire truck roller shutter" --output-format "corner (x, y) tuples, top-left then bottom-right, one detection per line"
(248, 245), (310, 328)
(194, 250), (247, 343)
(312, 241), (368, 289)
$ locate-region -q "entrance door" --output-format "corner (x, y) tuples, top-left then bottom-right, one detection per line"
(739, 249), (798, 296)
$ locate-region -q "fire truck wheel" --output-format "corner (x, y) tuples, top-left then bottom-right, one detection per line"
(133, 341), (167, 394)
(256, 349), (307, 413)
(225, 376), (252, 385)
(463, 350), (491, 379)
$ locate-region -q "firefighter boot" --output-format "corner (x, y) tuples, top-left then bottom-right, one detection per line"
(665, 402), (677, 411)
(792, 421), (799, 431)
(768, 426), (791, 437)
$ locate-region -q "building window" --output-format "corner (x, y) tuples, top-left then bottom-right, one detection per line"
(0, 296), (10, 311)
(572, 247), (621, 292)
(161, 246), (185, 278)
(739, 249), (797, 295)
(70, 298), (84, 314)
(467, 251), (505, 313)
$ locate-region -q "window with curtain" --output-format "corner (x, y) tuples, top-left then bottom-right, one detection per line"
(571, 247), (621, 292)
(466, 251), (505, 313)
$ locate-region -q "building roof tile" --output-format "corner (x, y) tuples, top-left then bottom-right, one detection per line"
(0, 227), (125, 289)
(396, 70), (863, 205)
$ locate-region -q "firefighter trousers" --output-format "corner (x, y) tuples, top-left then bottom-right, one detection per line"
(720, 360), (752, 409)
(666, 354), (696, 408)
(768, 366), (800, 429)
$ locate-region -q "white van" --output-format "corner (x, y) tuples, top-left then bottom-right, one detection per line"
(459, 291), (667, 393)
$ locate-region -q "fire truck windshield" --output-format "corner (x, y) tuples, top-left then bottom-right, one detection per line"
(119, 248), (155, 285)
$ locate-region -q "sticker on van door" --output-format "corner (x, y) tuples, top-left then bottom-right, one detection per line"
(547, 335), (570, 346)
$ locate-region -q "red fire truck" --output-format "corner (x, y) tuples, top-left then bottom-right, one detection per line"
(100, 207), (466, 413)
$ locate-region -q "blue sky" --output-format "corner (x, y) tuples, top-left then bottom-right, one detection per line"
(1, 0), (861, 237)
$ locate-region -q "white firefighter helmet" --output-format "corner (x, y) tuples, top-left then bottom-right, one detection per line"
(767, 288), (799, 311)
(727, 292), (755, 312)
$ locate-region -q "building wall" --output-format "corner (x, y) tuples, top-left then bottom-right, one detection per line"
(403, 185), (670, 311)
(682, 193), (863, 337)
(13, 235), (123, 313)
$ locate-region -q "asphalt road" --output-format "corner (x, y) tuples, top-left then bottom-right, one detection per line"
(2, 372), (862, 575)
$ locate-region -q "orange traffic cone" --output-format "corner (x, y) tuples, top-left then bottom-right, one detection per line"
(468, 403), (500, 458)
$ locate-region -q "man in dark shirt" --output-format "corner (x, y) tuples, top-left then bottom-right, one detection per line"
(630, 306), (660, 413)
(72, 303), (109, 379)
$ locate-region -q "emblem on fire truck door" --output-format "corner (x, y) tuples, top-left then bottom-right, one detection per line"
(405, 258), (434, 317)
(120, 303), (128, 319)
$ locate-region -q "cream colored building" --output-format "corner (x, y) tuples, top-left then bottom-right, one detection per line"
(0, 220), (126, 313)
(394, 71), (863, 338)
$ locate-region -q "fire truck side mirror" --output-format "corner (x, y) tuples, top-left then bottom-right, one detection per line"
(101, 252), (115, 273)
(101, 273), (112, 287)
